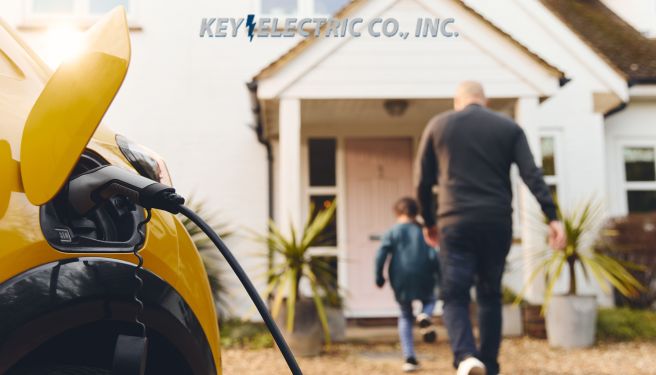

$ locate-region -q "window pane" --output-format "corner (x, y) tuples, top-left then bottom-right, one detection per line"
(309, 138), (336, 187)
(90, 0), (130, 14)
(314, 0), (350, 15)
(33, 0), (74, 13)
(311, 255), (338, 298)
(540, 136), (556, 176)
(627, 190), (656, 213)
(624, 147), (656, 181)
(309, 195), (337, 246)
(262, 0), (297, 15)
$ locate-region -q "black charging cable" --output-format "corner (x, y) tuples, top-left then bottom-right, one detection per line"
(66, 166), (303, 374)
(176, 203), (303, 375)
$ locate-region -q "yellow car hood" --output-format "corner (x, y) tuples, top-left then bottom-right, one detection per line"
(20, 6), (130, 206)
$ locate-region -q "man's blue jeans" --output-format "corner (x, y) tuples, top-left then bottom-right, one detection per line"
(439, 221), (512, 375)
(398, 298), (436, 359)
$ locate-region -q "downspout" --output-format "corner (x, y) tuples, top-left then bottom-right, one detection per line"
(247, 80), (274, 278)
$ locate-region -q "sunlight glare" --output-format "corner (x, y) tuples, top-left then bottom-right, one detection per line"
(43, 25), (83, 68)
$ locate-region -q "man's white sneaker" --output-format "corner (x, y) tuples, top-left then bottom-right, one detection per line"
(456, 357), (486, 375)
(402, 357), (420, 372)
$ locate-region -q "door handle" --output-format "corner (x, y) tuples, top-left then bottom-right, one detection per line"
(369, 234), (381, 241)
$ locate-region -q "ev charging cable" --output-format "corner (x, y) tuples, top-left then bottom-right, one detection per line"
(67, 165), (303, 375)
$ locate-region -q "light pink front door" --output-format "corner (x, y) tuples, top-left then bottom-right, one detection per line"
(345, 138), (414, 315)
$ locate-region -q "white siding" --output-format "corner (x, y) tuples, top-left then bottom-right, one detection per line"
(285, 0), (542, 98)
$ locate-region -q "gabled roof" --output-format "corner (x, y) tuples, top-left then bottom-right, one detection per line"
(541, 0), (656, 84)
(253, 0), (565, 81)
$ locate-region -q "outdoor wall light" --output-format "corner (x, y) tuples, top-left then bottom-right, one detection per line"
(383, 99), (409, 117)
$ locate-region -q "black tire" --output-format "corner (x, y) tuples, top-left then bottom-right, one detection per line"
(8, 365), (112, 375)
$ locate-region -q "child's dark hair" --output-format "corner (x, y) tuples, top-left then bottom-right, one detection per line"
(394, 197), (419, 218)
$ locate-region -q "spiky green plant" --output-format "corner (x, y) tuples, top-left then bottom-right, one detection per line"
(518, 199), (644, 311)
(178, 195), (233, 318)
(253, 200), (338, 346)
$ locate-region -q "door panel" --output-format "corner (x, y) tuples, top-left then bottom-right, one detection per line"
(345, 138), (413, 315)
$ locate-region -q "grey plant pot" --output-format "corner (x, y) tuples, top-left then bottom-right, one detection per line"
(545, 295), (597, 349)
(276, 298), (323, 357)
(502, 304), (523, 337)
(325, 306), (346, 343)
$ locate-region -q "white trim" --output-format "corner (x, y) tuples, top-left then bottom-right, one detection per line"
(259, 0), (562, 99)
(258, 0), (398, 99)
(629, 85), (656, 98)
(279, 98), (303, 232)
(335, 136), (348, 295)
(415, 0), (559, 97)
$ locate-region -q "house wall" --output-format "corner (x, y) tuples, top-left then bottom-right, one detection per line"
(0, 0), (300, 317)
(0, 0), (638, 314)
(605, 99), (656, 216)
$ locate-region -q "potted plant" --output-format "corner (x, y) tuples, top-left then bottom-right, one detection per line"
(254, 200), (338, 356)
(501, 286), (522, 337)
(520, 199), (644, 348)
(323, 293), (346, 343)
(179, 195), (233, 319)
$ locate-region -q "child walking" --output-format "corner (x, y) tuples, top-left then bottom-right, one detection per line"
(375, 197), (441, 372)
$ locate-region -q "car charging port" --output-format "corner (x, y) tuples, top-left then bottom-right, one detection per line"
(40, 151), (146, 253)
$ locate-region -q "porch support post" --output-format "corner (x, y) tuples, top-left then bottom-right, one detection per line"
(515, 97), (546, 305)
(278, 97), (303, 236)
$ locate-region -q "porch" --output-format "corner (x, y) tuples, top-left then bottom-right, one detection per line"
(249, 0), (567, 317)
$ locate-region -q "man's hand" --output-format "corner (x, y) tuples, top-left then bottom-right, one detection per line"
(376, 276), (385, 288)
(423, 225), (439, 247)
(548, 220), (566, 250)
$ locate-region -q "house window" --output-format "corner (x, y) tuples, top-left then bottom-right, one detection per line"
(306, 138), (338, 247)
(32, 0), (74, 14)
(309, 138), (336, 187)
(623, 146), (656, 213)
(313, 0), (350, 15)
(24, 0), (136, 28)
(260, 0), (350, 16)
(540, 134), (560, 203)
(311, 255), (338, 293)
(261, 0), (297, 15)
(89, 0), (130, 14)
(28, 0), (131, 16)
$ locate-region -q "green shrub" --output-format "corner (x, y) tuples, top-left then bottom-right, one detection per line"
(220, 319), (274, 349)
(597, 308), (656, 341)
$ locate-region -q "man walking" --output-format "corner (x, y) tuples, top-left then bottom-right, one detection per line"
(415, 81), (566, 375)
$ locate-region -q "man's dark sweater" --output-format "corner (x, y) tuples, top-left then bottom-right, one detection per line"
(416, 104), (557, 228)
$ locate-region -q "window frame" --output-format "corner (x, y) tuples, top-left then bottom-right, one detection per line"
(539, 130), (564, 204)
(304, 136), (339, 252)
(22, 0), (139, 30)
(619, 140), (656, 214)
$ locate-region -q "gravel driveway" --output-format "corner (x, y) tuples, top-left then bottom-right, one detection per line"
(221, 338), (656, 374)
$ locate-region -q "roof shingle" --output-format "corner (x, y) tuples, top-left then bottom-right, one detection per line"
(541, 0), (656, 84)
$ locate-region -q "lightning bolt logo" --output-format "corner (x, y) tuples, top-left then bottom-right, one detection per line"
(246, 14), (256, 42)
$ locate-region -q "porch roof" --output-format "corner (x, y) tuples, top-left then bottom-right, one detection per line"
(252, 0), (565, 83)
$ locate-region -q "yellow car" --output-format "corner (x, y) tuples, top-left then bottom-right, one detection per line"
(0, 7), (220, 375)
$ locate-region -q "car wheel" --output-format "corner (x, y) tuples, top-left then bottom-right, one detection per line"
(9, 365), (112, 375)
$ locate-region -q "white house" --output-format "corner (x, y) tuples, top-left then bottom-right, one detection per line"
(2, 0), (655, 318)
